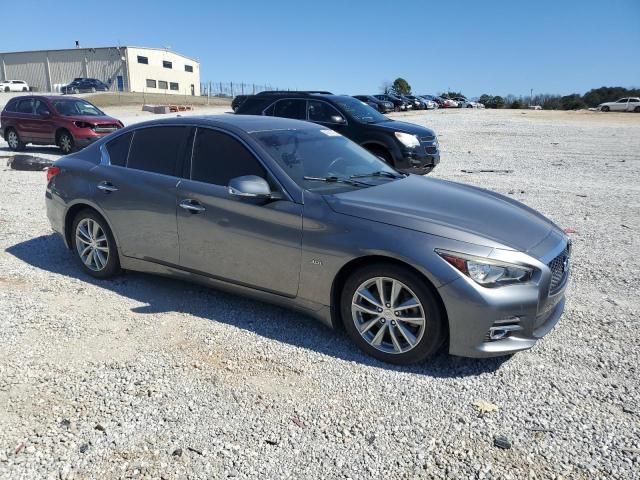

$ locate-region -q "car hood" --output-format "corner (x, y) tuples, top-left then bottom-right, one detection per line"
(372, 119), (435, 137)
(324, 175), (559, 252)
(64, 115), (120, 124)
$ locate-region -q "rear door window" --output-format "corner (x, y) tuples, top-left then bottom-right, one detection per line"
(16, 99), (34, 114)
(272, 99), (307, 120)
(127, 126), (191, 176)
(190, 128), (266, 186)
(105, 132), (133, 167)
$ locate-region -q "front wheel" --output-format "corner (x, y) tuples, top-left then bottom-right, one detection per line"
(72, 210), (120, 278)
(601, 106), (610, 112)
(341, 264), (445, 364)
(634, 106), (640, 113)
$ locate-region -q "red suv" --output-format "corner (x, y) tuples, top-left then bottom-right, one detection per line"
(1, 96), (123, 154)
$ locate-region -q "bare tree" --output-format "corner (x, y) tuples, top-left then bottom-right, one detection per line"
(380, 80), (393, 94)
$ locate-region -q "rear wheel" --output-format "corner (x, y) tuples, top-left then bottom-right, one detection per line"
(71, 210), (120, 279)
(22, 87), (28, 92)
(6, 129), (25, 151)
(58, 130), (75, 154)
(3, 87), (9, 92)
(341, 264), (445, 364)
(601, 106), (610, 112)
(91, 87), (96, 93)
(634, 106), (640, 113)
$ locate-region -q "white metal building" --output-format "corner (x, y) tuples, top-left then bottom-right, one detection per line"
(0, 46), (200, 96)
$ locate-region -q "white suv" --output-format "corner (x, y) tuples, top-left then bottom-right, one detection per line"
(599, 97), (640, 112)
(0, 80), (30, 92)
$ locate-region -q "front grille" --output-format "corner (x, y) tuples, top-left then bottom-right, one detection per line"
(93, 124), (120, 134)
(424, 146), (438, 154)
(548, 246), (570, 293)
(420, 135), (435, 142)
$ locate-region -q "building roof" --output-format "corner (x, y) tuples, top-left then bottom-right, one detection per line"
(0, 46), (199, 63)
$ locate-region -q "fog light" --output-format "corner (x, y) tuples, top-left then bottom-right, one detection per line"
(486, 317), (523, 341)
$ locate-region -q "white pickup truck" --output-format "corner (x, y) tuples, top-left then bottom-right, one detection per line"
(599, 97), (640, 112)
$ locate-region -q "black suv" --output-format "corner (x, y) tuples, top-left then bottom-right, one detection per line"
(235, 91), (439, 174)
(61, 78), (110, 94)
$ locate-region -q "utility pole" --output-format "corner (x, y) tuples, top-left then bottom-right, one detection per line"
(530, 88), (533, 106)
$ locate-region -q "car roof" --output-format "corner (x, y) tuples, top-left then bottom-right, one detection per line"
(123, 115), (324, 134)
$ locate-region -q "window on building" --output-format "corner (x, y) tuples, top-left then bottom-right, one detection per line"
(127, 127), (191, 176)
(170, 82), (179, 91)
(137, 56), (148, 64)
(185, 65), (193, 73)
(191, 128), (266, 186)
(163, 61), (172, 69)
(158, 81), (168, 90)
(146, 79), (157, 88)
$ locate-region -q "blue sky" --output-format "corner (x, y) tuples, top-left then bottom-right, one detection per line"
(4, 0), (639, 97)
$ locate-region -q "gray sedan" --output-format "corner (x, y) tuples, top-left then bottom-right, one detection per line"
(45, 115), (570, 364)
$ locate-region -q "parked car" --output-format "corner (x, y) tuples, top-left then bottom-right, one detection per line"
(45, 115), (571, 364)
(231, 95), (249, 112)
(441, 98), (459, 108)
(353, 95), (394, 113)
(235, 91), (439, 174)
(61, 78), (110, 94)
(453, 97), (484, 108)
(599, 97), (640, 112)
(420, 95), (445, 108)
(1, 95), (123, 154)
(373, 94), (410, 112)
(0, 80), (30, 92)
(416, 96), (438, 109)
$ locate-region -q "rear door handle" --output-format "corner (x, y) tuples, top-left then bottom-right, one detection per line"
(97, 181), (118, 193)
(179, 199), (206, 213)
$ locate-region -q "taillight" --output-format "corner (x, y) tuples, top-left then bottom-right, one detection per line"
(46, 166), (61, 182)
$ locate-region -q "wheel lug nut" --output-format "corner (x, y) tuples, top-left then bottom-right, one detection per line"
(380, 318), (386, 323)
(391, 320), (396, 326)
(386, 303), (390, 308)
(377, 308), (383, 313)
(394, 311), (399, 316)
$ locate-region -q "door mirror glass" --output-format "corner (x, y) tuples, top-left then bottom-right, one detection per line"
(228, 175), (272, 199)
(39, 110), (51, 117)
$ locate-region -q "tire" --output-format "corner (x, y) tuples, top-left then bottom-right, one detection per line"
(634, 106), (640, 113)
(91, 87), (96, 93)
(22, 87), (28, 92)
(5, 128), (25, 151)
(73, 88), (79, 94)
(57, 130), (75, 154)
(467, 104), (473, 108)
(340, 263), (445, 364)
(71, 209), (120, 279)
(365, 145), (394, 167)
(601, 106), (610, 112)
(4, 87), (9, 92)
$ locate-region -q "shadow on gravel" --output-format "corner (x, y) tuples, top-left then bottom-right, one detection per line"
(0, 145), (63, 157)
(7, 234), (510, 378)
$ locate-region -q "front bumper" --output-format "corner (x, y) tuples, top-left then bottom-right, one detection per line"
(438, 247), (569, 358)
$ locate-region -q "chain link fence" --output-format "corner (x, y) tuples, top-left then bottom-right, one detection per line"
(200, 81), (289, 98)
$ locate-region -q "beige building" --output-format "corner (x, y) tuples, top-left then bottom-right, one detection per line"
(0, 46), (200, 96)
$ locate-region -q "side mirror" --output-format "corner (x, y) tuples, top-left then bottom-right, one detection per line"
(228, 175), (272, 199)
(330, 115), (346, 124)
(39, 110), (51, 118)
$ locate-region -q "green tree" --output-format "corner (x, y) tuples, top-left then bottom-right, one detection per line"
(560, 94), (586, 110)
(510, 99), (523, 109)
(392, 78), (411, 95)
(486, 96), (505, 109)
(478, 94), (493, 105)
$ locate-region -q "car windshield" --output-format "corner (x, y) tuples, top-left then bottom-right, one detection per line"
(334, 96), (389, 124)
(53, 100), (104, 116)
(251, 128), (399, 192)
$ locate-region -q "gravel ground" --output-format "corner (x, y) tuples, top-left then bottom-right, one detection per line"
(0, 108), (639, 479)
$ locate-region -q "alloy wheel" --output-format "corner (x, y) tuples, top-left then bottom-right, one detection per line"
(7, 131), (19, 149)
(351, 277), (426, 354)
(60, 134), (73, 153)
(75, 218), (110, 272)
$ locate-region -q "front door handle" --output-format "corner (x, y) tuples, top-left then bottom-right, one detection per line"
(97, 181), (118, 193)
(179, 199), (206, 213)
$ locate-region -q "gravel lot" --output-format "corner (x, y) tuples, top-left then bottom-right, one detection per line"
(0, 108), (639, 479)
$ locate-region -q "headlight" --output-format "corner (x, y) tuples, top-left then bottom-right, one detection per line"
(436, 250), (533, 287)
(394, 132), (420, 148)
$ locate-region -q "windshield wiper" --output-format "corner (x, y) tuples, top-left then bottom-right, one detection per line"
(303, 176), (373, 187)
(350, 170), (405, 179)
